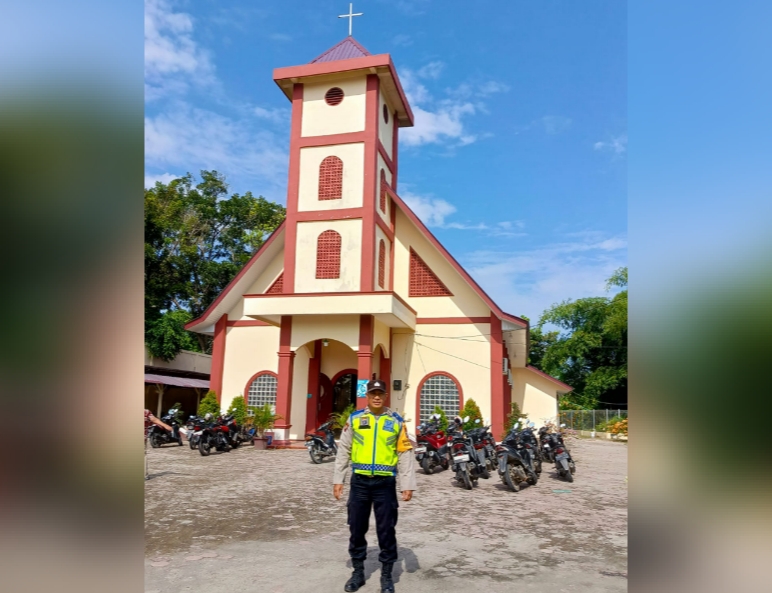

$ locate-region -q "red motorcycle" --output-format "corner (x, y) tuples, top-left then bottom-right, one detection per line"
(415, 414), (450, 474)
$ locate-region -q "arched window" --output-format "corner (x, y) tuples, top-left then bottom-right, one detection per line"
(319, 156), (343, 201)
(417, 372), (462, 423)
(245, 372), (278, 414)
(379, 169), (387, 213)
(378, 239), (386, 289)
(316, 230), (342, 279)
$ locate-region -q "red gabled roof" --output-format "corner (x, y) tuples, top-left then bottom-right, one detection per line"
(310, 36), (372, 63)
(385, 184), (528, 329)
(526, 365), (573, 393)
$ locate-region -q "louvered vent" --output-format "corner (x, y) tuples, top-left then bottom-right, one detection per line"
(378, 240), (386, 289)
(319, 156), (343, 200)
(266, 272), (284, 294)
(379, 169), (387, 213)
(324, 87), (344, 106)
(409, 248), (453, 297)
(316, 230), (342, 279)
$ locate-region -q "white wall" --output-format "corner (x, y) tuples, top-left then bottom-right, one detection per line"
(376, 153), (392, 225)
(298, 143), (365, 212)
(220, 326), (280, 414)
(378, 91), (395, 160)
(294, 219), (363, 293)
(301, 75), (367, 137)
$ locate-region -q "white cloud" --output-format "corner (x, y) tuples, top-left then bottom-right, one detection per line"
(541, 115), (572, 135)
(253, 105), (290, 124)
(145, 103), (288, 195)
(392, 34), (413, 47)
(417, 61), (445, 80)
(464, 233), (627, 322)
(144, 0), (214, 100)
(594, 135), (627, 154)
(145, 172), (180, 188)
(400, 191), (457, 226)
(402, 103), (477, 146)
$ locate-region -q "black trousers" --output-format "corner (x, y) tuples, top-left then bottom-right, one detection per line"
(347, 473), (399, 564)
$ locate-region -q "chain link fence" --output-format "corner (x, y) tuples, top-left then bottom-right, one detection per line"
(558, 409), (628, 432)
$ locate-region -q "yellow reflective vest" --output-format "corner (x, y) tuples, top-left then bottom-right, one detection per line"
(349, 409), (409, 476)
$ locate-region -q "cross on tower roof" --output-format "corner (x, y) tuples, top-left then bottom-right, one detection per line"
(338, 3), (363, 37)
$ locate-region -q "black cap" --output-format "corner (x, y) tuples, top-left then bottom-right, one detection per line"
(366, 379), (387, 394)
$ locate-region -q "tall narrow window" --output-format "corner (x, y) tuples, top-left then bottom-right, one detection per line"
(378, 239), (386, 289)
(418, 373), (461, 423)
(316, 230), (342, 279)
(379, 169), (387, 213)
(319, 156), (343, 200)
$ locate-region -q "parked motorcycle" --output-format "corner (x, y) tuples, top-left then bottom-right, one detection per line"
(186, 414), (206, 450)
(520, 421), (542, 475)
(306, 421), (337, 463)
(551, 423), (576, 482)
(447, 416), (475, 489)
(220, 413), (246, 449)
(538, 425), (554, 463)
(147, 408), (183, 448)
(415, 414), (449, 474)
(465, 419), (493, 479)
(198, 415), (231, 456)
(496, 422), (538, 492)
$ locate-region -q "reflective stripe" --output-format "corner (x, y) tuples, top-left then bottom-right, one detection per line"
(352, 463), (397, 474)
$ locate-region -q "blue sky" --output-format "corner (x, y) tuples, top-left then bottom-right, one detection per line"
(145, 0), (627, 322)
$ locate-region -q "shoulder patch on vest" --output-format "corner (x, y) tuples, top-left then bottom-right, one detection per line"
(382, 419), (396, 433)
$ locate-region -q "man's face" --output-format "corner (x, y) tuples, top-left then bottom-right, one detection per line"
(367, 390), (385, 408)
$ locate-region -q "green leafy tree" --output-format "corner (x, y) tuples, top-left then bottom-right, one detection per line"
(460, 398), (483, 431)
(536, 267), (628, 409)
(227, 395), (248, 426)
(432, 405), (449, 432)
(145, 171), (285, 357)
(197, 390), (220, 418)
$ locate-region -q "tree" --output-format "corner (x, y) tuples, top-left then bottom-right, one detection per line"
(432, 405), (449, 432)
(227, 395), (249, 426)
(536, 267), (628, 409)
(145, 171), (285, 357)
(503, 401), (528, 436)
(197, 391), (220, 418)
(460, 398), (483, 431)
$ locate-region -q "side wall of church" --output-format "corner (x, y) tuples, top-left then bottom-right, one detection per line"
(511, 368), (560, 426)
(377, 91), (394, 160)
(220, 325), (280, 414)
(301, 75), (367, 137)
(244, 248), (285, 296)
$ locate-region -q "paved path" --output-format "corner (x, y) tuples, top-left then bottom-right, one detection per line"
(145, 438), (627, 592)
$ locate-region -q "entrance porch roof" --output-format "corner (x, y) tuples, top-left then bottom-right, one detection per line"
(243, 291), (416, 329)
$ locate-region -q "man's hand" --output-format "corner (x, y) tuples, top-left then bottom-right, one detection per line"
(333, 484), (344, 500)
(401, 490), (413, 502)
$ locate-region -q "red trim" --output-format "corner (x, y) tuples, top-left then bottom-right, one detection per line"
(375, 215), (395, 242)
(184, 222), (285, 331)
(415, 371), (464, 424)
(273, 55), (414, 126)
(525, 365), (574, 392)
(490, 313), (505, 440)
(297, 131), (365, 148)
(386, 185), (528, 328)
(360, 74), (379, 292)
(377, 140), (395, 175)
(380, 340), (391, 408)
(306, 340), (321, 433)
(242, 370), (279, 401)
(209, 314), (228, 403)
(391, 114), (399, 189)
(275, 316), (294, 430)
(243, 290), (417, 316)
(416, 317), (491, 324)
(295, 208), (362, 222)
(388, 202), (396, 291)
(227, 320), (272, 327)
(357, 315), (374, 410)
(283, 83), (304, 294)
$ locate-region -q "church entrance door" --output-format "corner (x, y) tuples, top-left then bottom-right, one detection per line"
(332, 370), (358, 415)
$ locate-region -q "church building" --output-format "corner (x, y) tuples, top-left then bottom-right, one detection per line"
(185, 37), (572, 445)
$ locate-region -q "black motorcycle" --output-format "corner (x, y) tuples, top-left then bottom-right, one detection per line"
(199, 417), (231, 456)
(148, 409), (183, 448)
(465, 419), (493, 480)
(186, 415), (206, 450)
(306, 421), (337, 464)
(496, 422), (538, 492)
(538, 425), (554, 462)
(520, 422), (542, 475)
(550, 423), (576, 482)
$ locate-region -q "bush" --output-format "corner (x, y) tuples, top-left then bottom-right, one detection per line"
(198, 390), (220, 418)
(595, 415), (626, 433)
(249, 403), (283, 437)
(331, 403), (356, 430)
(460, 398), (483, 432)
(610, 417), (628, 435)
(432, 405), (449, 432)
(503, 401), (528, 436)
(227, 395), (248, 425)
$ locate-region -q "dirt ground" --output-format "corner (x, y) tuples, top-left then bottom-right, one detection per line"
(145, 437), (627, 593)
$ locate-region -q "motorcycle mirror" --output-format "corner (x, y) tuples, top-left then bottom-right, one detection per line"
(528, 421), (535, 428)
(560, 423), (566, 428)
(513, 422), (519, 429)
(463, 416), (470, 423)
(474, 419), (481, 424)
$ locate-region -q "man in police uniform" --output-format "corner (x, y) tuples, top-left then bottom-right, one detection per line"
(333, 379), (417, 593)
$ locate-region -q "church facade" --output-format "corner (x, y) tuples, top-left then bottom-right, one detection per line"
(185, 38), (572, 445)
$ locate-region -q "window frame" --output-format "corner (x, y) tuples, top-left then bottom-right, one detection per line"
(415, 371), (464, 424)
(243, 371), (279, 415)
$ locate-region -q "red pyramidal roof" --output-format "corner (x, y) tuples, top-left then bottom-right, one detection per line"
(310, 36), (372, 63)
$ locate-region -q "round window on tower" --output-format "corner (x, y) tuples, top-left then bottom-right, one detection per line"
(383, 104), (389, 124)
(325, 87), (344, 106)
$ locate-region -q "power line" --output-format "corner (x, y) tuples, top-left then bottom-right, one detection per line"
(413, 341), (490, 370)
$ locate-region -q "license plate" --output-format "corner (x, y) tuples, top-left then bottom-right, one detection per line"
(555, 453), (568, 460)
(543, 444), (550, 449)
(414, 447), (426, 453)
(453, 454), (469, 463)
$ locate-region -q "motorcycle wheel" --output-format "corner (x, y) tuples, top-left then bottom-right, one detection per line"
(569, 461), (576, 474)
(309, 445), (323, 464)
(199, 439), (211, 456)
(189, 436), (198, 450)
(461, 468), (473, 490)
(149, 433), (161, 448)
(177, 435), (183, 446)
(503, 465), (520, 492)
(421, 456), (433, 475)
(231, 439), (241, 449)
(527, 469), (539, 485)
(564, 470), (574, 483)
(479, 464), (490, 479)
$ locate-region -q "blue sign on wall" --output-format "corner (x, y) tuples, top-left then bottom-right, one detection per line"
(356, 379), (368, 398)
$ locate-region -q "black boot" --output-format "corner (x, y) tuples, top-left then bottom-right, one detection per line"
(380, 562), (395, 593)
(344, 559), (366, 592)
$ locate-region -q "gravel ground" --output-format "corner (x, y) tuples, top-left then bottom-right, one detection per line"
(145, 437), (627, 592)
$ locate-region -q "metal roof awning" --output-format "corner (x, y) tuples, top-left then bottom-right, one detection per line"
(144, 374), (210, 389)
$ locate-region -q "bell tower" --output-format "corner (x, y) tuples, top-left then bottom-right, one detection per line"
(272, 37), (414, 295)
